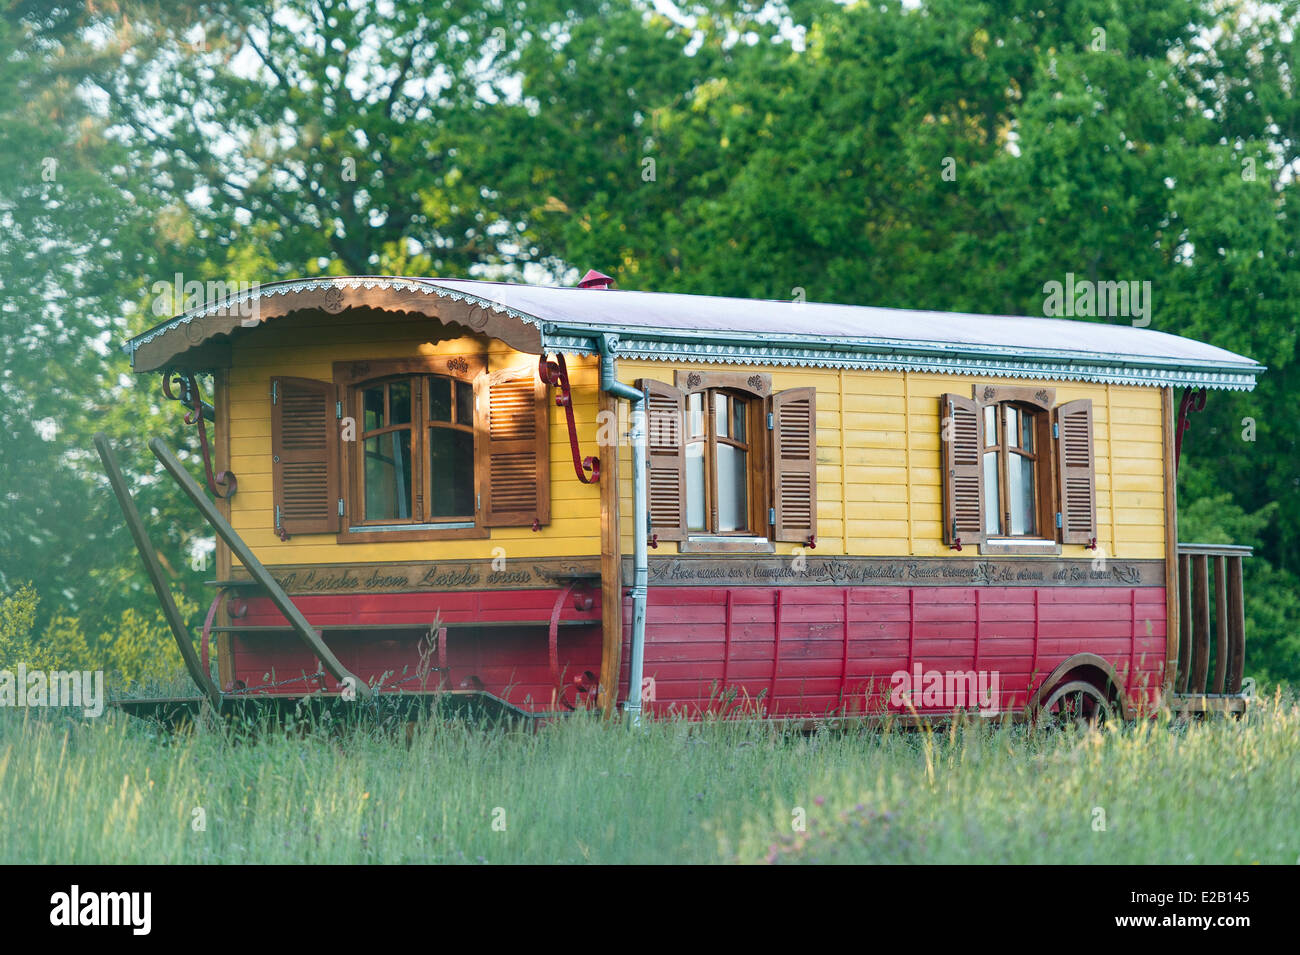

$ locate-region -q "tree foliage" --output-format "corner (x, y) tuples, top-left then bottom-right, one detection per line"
(1, 0), (1296, 686)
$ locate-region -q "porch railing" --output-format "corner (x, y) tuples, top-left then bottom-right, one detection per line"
(1175, 543), (1251, 696)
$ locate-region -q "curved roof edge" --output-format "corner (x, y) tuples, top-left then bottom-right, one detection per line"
(124, 276), (547, 373)
(123, 275), (1262, 391)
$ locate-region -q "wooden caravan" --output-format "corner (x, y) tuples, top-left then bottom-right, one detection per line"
(120, 275), (1262, 722)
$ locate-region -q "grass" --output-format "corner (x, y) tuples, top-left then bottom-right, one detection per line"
(0, 691), (1297, 864)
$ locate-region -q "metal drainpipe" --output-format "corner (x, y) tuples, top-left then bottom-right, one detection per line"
(597, 334), (648, 726)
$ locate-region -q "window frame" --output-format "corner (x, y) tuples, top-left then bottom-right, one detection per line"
(983, 401), (1050, 538)
(421, 375), (477, 521)
(674, 370), (775, 553)
(972, 385), (1060, 556)
(334, 355), (489, 543)
(685, 388), (761, 536)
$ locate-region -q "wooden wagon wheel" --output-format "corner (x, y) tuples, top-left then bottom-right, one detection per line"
(1036, 679), (1113, 732)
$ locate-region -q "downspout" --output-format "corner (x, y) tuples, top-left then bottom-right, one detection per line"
(597, 333), (649, 726)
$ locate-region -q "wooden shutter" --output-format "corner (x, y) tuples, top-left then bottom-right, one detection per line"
(1055, 398), (1096, 543)
(940, 393), (982, 545)
(476, 365), (550, 527)
(640, 379), (687, 541)
(771, 387), (817, 542)
(271, 376), (340, 536)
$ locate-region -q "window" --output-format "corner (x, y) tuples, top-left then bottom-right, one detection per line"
(981, 401), (1045, 537)
(685, 389), (755, 534)
(641, 371), (816, 550)
(357, 374), (475, 525)
(940, 385), (1096, 553)
(268, 356), (550, 541)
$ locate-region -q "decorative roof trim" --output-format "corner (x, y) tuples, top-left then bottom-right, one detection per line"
(123, 276), (545, 355)
(544, 334), (1259, 391)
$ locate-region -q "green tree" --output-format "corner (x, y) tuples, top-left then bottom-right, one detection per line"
(1, 0), (1296, 688)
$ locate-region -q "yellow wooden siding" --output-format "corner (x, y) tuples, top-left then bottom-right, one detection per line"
(616, 362), (1166, 560)
(220, 309), (1166, 568)
(225, 315), (603, 565)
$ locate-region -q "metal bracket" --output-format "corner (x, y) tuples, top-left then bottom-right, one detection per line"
(538, 353), (600, 484)
(1175, 386), (1207, 471)
(200, 588), (243, 678)
(558, 670), (600, 711)
(162, 370), (237, 499)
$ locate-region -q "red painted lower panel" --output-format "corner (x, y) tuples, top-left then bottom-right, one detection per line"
(618, 585), (1167, 719)
(226, 588), (602, 712)
(223, 583), (1166, 719)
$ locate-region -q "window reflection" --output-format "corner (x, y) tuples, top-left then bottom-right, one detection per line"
(983, 450), (1001, 535)
(686, 441), (706, 531)
(365, 431), (411, 521)
(715, 442), (747, 531)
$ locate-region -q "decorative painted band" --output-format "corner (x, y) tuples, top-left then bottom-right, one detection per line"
(626, 555), (1164, 588)
(226, 557), (601, 595)
(223, 555), (1161, 596)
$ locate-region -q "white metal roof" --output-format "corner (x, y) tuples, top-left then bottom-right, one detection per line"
(430, 278), (1261, 390)
(124, 275), (1262, 390)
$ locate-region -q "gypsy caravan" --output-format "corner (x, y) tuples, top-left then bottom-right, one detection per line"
(106, 273), (1261, 723)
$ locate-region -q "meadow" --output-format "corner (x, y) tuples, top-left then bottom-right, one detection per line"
(0, 693), (1296, 865)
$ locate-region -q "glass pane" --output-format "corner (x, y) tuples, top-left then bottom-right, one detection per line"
(716, 442), (748, 532)
(686, 393), (704, 438)
(982, 451), (1001, 535)
(1005, 405), (1019, 448)
(364, 430), (412, 521)
(428, 376), (452, 422)
(363, 386), (385, 431)
(714, 392), (729, 438)
(733, 400), (746, 441)
(1009, 453), (1036, 536)
(983, 405), (996, 446)
(686, 441), (706, 531)
(1020, 410), (1035, 452)
(455, 380), (474, 426)
(429, 428), (475, 518)
(390, 380), (411, 425)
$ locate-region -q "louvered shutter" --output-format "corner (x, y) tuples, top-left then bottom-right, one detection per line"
(771, 387), (817, 542)
(477, 366), (550, 527)
(1054, 399), (1096, 544)
(940, 394), (982, 545)
(271, 377), (340, 535)
(639, 379), (687, 541)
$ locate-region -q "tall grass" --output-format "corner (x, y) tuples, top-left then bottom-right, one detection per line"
(0, 694), (1296, 863)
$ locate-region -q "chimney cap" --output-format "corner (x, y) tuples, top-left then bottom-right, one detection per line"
(577, 269), (615, 290)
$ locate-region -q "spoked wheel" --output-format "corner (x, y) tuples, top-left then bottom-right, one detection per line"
(1037, 680), (1113, 732)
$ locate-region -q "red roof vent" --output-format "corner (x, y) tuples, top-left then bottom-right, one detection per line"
(577, 269), (615, 290)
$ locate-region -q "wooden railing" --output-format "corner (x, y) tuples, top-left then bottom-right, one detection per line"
(1175, 543), (1251, 696)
